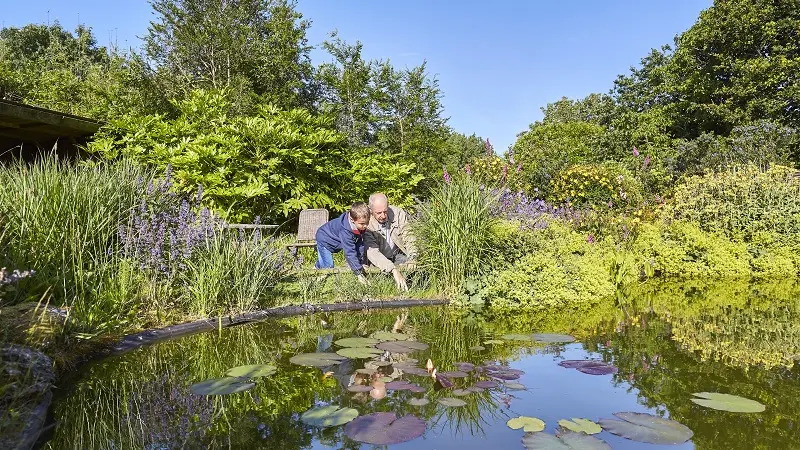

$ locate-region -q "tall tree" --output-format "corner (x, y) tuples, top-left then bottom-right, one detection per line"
(144, 0), (315, 110)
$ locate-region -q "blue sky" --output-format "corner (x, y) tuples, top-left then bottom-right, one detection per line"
(4, 0), (711, 151)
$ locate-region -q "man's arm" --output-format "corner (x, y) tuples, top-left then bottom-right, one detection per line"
(364, 230), (396, 272)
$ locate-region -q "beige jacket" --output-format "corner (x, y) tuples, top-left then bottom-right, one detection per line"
(364, 205), (417, 272)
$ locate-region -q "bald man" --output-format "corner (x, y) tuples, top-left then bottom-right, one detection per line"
(364, 193), (417, 291)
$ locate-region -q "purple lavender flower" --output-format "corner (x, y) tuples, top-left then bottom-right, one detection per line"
(642, 154), (651, 169)
(464, 164), (472, 175)
(632, 146), (640, 157)
(443, 166), (451, 184)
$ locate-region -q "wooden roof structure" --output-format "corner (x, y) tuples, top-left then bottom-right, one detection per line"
(0, 99), (101, 142)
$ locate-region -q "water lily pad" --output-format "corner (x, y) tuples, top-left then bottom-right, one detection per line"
(484, 365), (524, 380)
(223, 364), (277, 378)
(502, 334), (534, 342)
(599, 412), (693, 445)
(301, 405), (358, 427)
(364, 360), (393, 369)
(336, 347), (383, 359)
(408, 398), (429, 406)
(376, 340), (429, 353)
(690, 392), (765, 413)
(470, 345), (486, 351)
(356, 368), (377, 375)
(558, 418), (602, 434)
(402, 367), (431, 376)
(474, 380), (498, 389)
(532, 333), (576, 343)
(456, 362), (476, 372)
(439, 371), (469, 378)
(385, 381), (417, 391)
(371, 331), (411, 341)
(344, 412), (425, 445)
(347, 385), (373, 393)
(507, 416), (545, 432)
(466, 386), (485, 393)
(378, 376), (393, 382)
(522, 431), (611, 450)
(409, 385), (427, 393)
(505, 382), (527, 390)
(290, 352), (348, 367)
(335, 337), (381, 347)
(438, 397), (467, 407)
(436, 374), (454, 388)
(558, 360), (617, 375)
(452, 388), (472, 396)
(484, 340), (505, 345)
(190, 377), (255, 395)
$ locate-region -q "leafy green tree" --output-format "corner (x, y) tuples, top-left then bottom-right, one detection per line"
(144, 0), (315, 111)
(87, 90), (421, 222)
(540, 93), (618, 126)
(441, 131), (488, 171)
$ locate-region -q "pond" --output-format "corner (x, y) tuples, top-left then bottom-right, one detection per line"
(45, 280), (800, 449)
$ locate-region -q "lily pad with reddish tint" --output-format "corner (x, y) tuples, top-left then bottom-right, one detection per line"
(402, 367), (431, 376)
(385, 381), (417, 391)
(344, 412), (426, 445)
(347, 385), (373, 393)
(474, 380), (498, 389)
(436, 374), (454, 388)
(456, 362), (476, 372)
(558, 360), (617, 375)
(439, 371), (469, 378)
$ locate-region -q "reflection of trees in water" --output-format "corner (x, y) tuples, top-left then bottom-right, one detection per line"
(583, 281), (800, 450)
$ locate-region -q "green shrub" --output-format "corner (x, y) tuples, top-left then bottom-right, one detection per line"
(87, 89), (422, 222)
(415, 175), (499, 294)
(552, 162), (643, 209)
(671, 164), (800, 243)
(629, 221), (751, 280)
(484, 221), (615, 313)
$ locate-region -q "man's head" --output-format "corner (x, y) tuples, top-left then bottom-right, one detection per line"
(368, 192), (389, 225)
(349, 202), (370, 232)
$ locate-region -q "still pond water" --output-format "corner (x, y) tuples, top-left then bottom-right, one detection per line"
(46, 281), (800, 449)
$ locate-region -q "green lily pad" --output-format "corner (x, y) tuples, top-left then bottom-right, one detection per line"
(356, 368), (377, 375)
(190, 377), (255, 396)
(409, 398), (429, 406)
(376, 340), (429, 353)
(532, 333), (576, 343)
(364, 360), (393, 369)
(505, 382), (527, 390)
(507, 416), (545, 432)
(690, 392), (765, 413)
(522, 431), (611, 449)
(470, 345), (486, 351)
(558, 418), (602, 434)
(483, 340), (504, 345)
(223, 364), (277, 378)
(301, 405), (359, 427)
(336, 347), (383, 358)
(371, 331), (411, 341)
(438, 397), (467, 407)
(335, 337), (381, 347)
(289, 352), (348, 367)
(598, 412), (693, 445)
(502, 334), (534, 342)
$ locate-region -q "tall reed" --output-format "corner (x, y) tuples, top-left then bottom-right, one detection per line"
(414, 175), (500, 294)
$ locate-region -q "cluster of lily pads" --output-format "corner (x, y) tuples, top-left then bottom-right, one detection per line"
(188, 329), (768, 448)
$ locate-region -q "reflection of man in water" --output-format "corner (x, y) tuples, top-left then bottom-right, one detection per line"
(364, 193), (417, 292)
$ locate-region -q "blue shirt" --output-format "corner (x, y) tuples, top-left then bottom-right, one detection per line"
(315, 213), (365, 275)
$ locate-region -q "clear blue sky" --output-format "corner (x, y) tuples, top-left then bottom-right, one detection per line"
(4, 0), (712, 151)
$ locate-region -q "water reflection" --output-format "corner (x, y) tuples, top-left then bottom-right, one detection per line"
(46, 281), (800, 449)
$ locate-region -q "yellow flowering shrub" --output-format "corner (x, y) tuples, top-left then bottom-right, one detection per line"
(552, 163), (643, 209)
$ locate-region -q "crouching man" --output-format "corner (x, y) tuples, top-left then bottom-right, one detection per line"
(364, 193), (416, 291)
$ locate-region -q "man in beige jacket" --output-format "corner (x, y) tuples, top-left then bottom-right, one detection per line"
(364, 193), (417, 291)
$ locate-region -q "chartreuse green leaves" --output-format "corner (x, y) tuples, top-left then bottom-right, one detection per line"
(289, 352), (348, 367)
(223, 364), (276, 378)
(690, 392), (765, 412)
(190, 377), (255, 395)
(507, 416), (545, 432)
(558, 418), (602, 434)
(300, 405), (358, 427)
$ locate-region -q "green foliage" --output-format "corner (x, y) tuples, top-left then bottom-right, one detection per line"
(0, 155), (150, 333)
(512, 121), (609, 196)
(485, 221), (616, 313)
(87, 90), (420, 222)
(552, 163), (643, 208)
(671, 165), (800, 243)
(415, 175), (499, 294)
(0, 23), (164, 118)
(145, 0), (315, 111)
